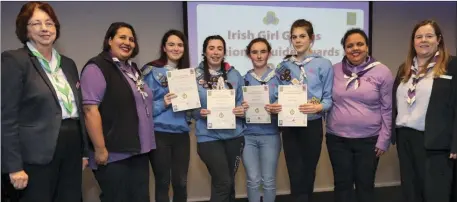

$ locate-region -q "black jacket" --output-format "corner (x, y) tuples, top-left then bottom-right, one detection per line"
(392, 56), (457, 152)
(1, 47), (89, 173)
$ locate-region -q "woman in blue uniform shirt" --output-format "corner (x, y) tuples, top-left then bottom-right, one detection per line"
(241, 38), (282, 202)
(192, 35), (245, 202)
(142, 29), (191, 202)
(275, 19), (334, 202)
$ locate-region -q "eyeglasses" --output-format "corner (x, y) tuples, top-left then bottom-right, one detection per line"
(27, 21), (55, 29)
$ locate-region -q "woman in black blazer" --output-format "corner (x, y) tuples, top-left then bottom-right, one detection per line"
(392, 19), (457, 202)
(1, 2), (88, 202)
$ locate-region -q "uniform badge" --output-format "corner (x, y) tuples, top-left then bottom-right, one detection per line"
(309, 97), (320, 104)
(291, 78), (300, 85)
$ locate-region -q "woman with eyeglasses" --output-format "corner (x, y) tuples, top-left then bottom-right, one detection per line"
(1, 2), (89, 201)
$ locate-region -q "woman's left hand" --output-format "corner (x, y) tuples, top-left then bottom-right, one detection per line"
(375, 147), (385, 157)
(299, 103), (323, 114)
(82, 158), (89, 171)
(450, 153), (457, 159)
(233, 106), (245, 117)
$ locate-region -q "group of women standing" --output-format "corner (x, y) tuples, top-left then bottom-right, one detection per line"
(2, 2), (457, 202)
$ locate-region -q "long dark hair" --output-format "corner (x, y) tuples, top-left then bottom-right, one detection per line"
(201, 35), (232, 89)
(102, 22), (139, 58)
(150, 29), (190, 69)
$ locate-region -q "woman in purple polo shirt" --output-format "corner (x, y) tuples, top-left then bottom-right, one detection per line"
(326, 28), (394, 202)
(80, 22), (155, 202)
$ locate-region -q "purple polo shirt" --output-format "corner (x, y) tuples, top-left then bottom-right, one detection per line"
(80, 62), (156, 170)
(326, 61), (394, 151)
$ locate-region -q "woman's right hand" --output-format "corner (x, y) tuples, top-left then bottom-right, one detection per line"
(164, 93), (177, 107)
(266, 103), (282, 114)
(200, 109), (211, 118)
(9, 170), (28, 190)
(241, 101), (249, 110)
(95, 147), (109, 166)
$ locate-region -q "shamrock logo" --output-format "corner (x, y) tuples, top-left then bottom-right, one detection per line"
(263, 11), (279, 25)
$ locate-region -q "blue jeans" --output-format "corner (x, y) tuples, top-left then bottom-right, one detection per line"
(242, 134), (281, 202)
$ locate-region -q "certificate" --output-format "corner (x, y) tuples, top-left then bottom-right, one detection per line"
(207, 89), (236, 129)
(167, 68), (201, 112)
(278, 85), (307, 127)
(242, 85), (271, 124)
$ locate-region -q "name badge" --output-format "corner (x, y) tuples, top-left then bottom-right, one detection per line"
(439, 75), (453, 80)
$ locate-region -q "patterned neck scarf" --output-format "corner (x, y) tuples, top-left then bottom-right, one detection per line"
(248, 67), (275, 85)
(289, 56), (314, 84)
(407, 51), (439, 106)
(342, 56), (380, 90)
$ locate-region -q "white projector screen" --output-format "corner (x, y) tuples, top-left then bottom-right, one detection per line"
(185, 1), (371, 75)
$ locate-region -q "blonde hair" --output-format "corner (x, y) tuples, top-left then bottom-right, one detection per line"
(400, 19), (450, 83)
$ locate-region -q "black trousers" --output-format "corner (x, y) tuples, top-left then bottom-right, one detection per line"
(93, 154), (150, 202)
(425, 150), (455, 202)
(2, 173), (20, 202)
(4, 119), (83, 202)
(326, 134), (379, 202)
(282, 118), (323, 202)
(396, 127), (426, 202)
(149, 131), (190, 202)
(197, 136), (245, 202)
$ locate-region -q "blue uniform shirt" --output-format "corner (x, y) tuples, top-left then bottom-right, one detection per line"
(192, 62), (246, 143)
(275, 54), (334, 120)
(142, 64), (191, 133)
(243, 67), (280, 136)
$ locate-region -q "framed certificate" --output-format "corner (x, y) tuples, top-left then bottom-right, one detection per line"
(207, 89), (236, 129)
(167, 68), (201, 112)
(242, 85), (271, 124)
(278, 85), (307, 127)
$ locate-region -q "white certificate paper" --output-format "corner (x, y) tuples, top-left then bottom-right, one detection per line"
(167, 68), (201, 112)
(242, 85), (271, 124)
(207, 89), (236, 129)
(278, 85), (307, 127)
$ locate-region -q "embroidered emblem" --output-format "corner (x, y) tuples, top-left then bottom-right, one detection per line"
(309, 97), (320, 104)
(291, 78), (300, 85)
